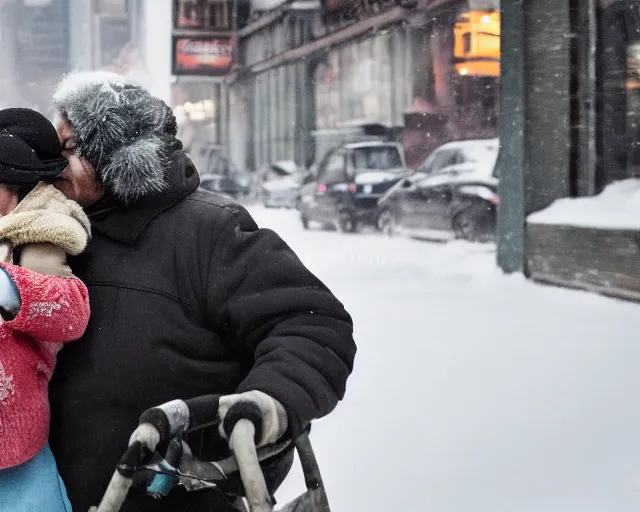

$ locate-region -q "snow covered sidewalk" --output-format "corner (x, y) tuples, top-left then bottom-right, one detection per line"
(249, 206), (640, 512)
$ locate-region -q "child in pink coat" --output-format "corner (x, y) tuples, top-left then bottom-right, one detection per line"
(0, 108), (91, 511)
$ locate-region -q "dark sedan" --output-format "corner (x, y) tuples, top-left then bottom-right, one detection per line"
(377, 139), (499, 242)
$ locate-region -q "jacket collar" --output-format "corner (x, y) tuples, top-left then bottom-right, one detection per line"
(86, 151), (200, 244)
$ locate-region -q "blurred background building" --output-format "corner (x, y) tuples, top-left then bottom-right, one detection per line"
(0, 0), (501, 172)
(228, 0), (500, 172)
(0, 0), (173, 111)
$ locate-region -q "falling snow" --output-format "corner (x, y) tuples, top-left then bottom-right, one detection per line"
(0, 363), (16, 407)
(28, 301), (62, 318)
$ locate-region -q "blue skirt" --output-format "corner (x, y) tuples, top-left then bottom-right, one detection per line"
(0, 443), (71, 512)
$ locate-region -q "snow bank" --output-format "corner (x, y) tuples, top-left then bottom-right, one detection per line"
(527, 179), (640, 229)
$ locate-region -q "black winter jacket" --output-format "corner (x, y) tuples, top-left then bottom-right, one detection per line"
(48, 152), (356, 512)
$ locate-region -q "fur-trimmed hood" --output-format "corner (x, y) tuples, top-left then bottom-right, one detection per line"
(51, 71), (179, 204)
(0, 182), (91, 255)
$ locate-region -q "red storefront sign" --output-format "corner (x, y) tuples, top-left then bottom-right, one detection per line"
(172, 37), (234, 76)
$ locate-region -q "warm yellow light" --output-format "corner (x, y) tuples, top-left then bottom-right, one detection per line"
(454, 10), (500, 77)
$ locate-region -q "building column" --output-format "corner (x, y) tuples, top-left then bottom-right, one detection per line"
(141, 0), (172, 104)
(68, 0), (94, 70)
(496, 0), (526, 274)
(302, 57), (320, 168)
(497, 0), (573, 274)
(228, 82), (247, 169)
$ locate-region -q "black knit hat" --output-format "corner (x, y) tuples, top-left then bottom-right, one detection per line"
(51, 71), (178, 203)
(0, 108), (68, 186)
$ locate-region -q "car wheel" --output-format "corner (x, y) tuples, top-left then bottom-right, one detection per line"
(301, 214), (310, 230)
(337, 211), (358, 233)
(378, 210), (398, 237)
(453, 206), (495, 242)
(453, 210), (475, 240)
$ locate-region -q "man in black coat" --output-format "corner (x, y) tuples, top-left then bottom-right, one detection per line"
(47, 71), (356, 512)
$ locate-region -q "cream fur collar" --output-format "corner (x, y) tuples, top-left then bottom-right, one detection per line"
(0, 182), (91, 255)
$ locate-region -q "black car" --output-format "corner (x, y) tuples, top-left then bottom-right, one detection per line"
(377, 138), (499, 242)
(298, 142), (410, 232)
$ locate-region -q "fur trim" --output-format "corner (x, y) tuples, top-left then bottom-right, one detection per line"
(0, 183), (91, 255)
(52, 71), (133, 104)
(100, 135), (169, 202)
(51, 71), (176, 203)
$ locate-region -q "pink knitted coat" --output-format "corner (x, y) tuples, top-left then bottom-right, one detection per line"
(0, 262), (89, 468)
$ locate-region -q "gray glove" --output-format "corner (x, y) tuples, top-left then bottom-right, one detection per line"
(218, 390), (289, 449)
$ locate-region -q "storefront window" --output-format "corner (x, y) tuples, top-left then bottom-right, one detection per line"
(597, 0), (640, 189)
(173, 0), (233, 31)
(172, 81), (218, 152)
(248, 63), (304, 169)
(314, 30), (405, 130)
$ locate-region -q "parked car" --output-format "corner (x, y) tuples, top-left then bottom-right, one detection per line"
(260, 160), (299, 181)
(298, 141), (410, 232)
(199, 172), (252, 199)
(260, 161), (303, 208)
(377, 138), (499, 242)
(194, 151), (252, 200)
(186, 142), (223, 174)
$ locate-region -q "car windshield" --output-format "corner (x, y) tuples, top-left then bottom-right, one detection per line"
(351, 146), (403, 171)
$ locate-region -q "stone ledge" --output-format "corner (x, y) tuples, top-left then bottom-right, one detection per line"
(527, 222), (640, 302)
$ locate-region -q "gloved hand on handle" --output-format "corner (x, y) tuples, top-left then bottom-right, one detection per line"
(218, 390), (289, 450)
(124, 390), (288, 459)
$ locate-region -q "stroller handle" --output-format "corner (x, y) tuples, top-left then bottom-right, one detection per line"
(90, 394), (330, 512)
(90, 418), (279, 512)
(230, 419), (273, 512)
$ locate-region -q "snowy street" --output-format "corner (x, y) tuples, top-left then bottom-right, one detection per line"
(248, 206), (640, 512)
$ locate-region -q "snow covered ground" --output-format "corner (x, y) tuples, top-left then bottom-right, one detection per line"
(247, 206), (640, 512)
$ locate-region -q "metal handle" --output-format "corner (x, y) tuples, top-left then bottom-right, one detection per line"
(90, 421), (328, 512)
(230, 419), (274, 512)
(90, 421), (274, 512)
(89, 441), (150, 512)
(229, 424), (332, 512)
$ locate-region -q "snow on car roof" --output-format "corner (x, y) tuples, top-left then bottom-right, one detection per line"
(431, 138), (498, 155)
(447, 139), (499, 178)
(439, 137), (499, 148)
(417, 138), (499, 184)
(343, 141), (401, 149)
(270, 161), (299, 174)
